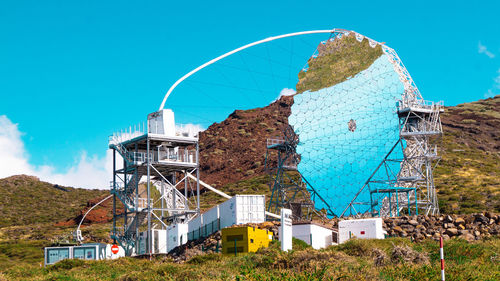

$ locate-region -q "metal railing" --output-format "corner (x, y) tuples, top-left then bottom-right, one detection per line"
(109, 122), (147, 146)
(267, 138), (285, 147)
(398, 98), (444, 111)
(156, 147), (196, 164)
(136, 198), (153, 210)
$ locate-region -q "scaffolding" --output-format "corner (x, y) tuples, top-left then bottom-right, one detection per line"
(265, 126), (335, 220)
(109, 111), (200, 255)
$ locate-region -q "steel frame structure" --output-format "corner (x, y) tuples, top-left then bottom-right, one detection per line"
(265, 126), (335, 219)
(109, 121), (200, 256)
(341, 98), (443, 217)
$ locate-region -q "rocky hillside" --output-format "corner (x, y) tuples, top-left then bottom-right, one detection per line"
(197, 96), (292, 188)
(0, 175), (107, 227)
(435, 96), (500, 213)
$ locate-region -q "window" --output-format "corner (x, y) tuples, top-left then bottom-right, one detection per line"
(47, 248), (69, 265)
(85, 248), (94, 260)
(73, 247), (95, 260)
(74, 248), (85, 259)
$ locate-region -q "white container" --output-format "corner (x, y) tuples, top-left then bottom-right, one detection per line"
(137, 231), (147, 255)
(44, 243), (117, 266)
(148, 109), (176, 136)
(188, 195), (266, 240)
(291, 223), (333, 249)
(137, 229), (168, 255)
(338, 218), (385, 244)
(167, 223), (188, 253)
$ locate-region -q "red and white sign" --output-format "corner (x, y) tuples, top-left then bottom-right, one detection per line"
(111, 244), (119, 254)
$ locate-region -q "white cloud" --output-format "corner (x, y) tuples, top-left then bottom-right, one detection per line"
(272, 88), (296, 103)
(478, 42), (495, 59)
(494, 69), (500, 88)
(0, 116), (33, 176)
(0, 115), (116, 189)
(176, 123), (205, 137)
(484, 69), (500, 98)
(279, 88), (296, 98)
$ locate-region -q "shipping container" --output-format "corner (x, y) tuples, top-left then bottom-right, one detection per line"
(188, 195), (265, 240)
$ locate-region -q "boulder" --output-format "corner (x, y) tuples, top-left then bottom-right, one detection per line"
(393, 226), (403, 233)
(474, 214), (488, 224)
(459, 233), (475, 242)
(408, 220), (418, 226)
(445, 228), (458, 236)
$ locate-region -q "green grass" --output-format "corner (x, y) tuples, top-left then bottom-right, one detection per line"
(1, 237), (498, 280)
(296, 34), (383, 94)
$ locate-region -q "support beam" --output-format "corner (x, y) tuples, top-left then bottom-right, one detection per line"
(186, 173), (231, 199)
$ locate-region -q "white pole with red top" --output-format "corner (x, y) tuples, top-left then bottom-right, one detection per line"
(440, 237), (445, 281)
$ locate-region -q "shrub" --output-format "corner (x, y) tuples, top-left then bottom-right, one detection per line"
(48, 258), (85, 271)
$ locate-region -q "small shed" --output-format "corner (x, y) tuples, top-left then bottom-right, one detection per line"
(221, 226), (273, 255)
(291, 222), (334, 249)
(338, 218), (385, 244)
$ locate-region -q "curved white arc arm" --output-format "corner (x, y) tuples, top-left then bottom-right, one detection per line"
(159, 29), (337, 110)
(76, 194), (113, 241)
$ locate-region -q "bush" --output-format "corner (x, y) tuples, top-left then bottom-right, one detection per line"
(48, 258), (85, 271)
(187, 253), (222, 264)
(292, 237), (311, 251)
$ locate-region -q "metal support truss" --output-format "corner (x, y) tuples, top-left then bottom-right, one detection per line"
(265, 125), (335, 219)
(341, 98), (443, 218)
(396, 98), (443, 216)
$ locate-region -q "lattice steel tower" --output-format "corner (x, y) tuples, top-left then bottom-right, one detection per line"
(109, 110), (200, 255)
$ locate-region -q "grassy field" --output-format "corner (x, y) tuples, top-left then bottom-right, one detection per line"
(0, 237), (498, 280)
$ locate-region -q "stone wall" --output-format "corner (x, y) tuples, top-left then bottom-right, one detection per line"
(382, 212), (500, 242)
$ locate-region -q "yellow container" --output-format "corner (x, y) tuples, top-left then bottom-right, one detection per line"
(221, 226), (273, 255)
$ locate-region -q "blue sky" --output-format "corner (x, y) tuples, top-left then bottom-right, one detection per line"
(0, 0), (499, 188)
